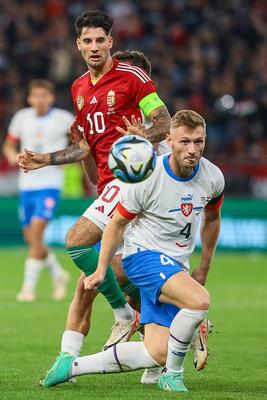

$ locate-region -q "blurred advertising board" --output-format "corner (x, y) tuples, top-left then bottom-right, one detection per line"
(0, 197), (266, 251)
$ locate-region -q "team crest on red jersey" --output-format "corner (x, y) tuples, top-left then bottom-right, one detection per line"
(181, 203), (193, 217)
(107, 90), (115, 107)
(77, 95), (84, 110)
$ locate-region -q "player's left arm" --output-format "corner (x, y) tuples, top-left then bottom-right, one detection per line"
(191, 194), (224, 285)
(145, 104), (171, 143)
(117, 90), (171, 143)
(116, 104), (170, 143)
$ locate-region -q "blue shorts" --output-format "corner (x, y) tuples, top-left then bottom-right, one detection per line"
(122, 250), (182, 327)
(19, 189), (60, 227)
(94, 241), (101, 252)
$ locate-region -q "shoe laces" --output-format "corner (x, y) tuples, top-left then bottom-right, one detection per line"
(171, 373), (184, 386)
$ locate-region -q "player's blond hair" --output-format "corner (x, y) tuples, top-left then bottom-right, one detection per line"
(171, 110), (206, 131)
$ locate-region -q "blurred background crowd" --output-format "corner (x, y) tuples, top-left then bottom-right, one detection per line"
(0, 0), (267, 197)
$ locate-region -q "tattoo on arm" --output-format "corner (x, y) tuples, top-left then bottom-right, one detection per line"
(145, 106), (171, 143)
(49, 142), (89, 165)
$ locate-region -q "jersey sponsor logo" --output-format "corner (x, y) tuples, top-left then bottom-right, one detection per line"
(90, 96), (98, 104)
(181, 194), (193, 202)
(181, 203), (193, 217)
(77, 95), (85, 110)
(107, 90), (115, 107)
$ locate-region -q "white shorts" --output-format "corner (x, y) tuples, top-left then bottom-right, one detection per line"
(83, 179), (125, 231)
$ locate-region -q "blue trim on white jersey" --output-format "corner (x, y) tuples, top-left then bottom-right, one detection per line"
(163, 154), (199, 182)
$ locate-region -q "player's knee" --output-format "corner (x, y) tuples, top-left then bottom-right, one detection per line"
(193, 291), (210, 310)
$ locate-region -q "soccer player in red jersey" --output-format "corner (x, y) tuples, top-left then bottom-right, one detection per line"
(18, 10), (170, 371)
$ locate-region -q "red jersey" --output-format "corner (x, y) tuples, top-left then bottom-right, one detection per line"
(71, 58), (159, 195)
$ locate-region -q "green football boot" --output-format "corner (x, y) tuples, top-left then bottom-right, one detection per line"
(40, 352), (75, 387)
(158, 371), (188, 392)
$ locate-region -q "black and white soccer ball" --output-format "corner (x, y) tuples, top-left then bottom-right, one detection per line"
(108, 135), (157, 183)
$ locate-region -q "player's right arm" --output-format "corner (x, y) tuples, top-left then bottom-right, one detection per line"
(3, 136), (19, 167)
(17, 138), (91, 172)
(84, 209), (132, 290)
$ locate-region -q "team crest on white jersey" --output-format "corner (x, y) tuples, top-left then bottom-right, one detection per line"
(181, 194), (193, 217)
(107, 90), (115, 107)
(77, 95), (84, 110)
(181, 203), (193, 217)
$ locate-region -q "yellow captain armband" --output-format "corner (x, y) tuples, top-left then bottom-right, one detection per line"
(138, 92), (165, 118)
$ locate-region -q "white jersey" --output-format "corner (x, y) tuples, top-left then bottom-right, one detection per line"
(143, 113), (171, 156)
(156, 139), (171, 156)
(8, 107), (73, 191)
(119, 155), (225, 270)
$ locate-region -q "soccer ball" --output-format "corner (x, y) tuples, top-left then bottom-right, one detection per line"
(108, 135), (157, 183)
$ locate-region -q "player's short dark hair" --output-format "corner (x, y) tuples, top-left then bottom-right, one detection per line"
(75, 10), (113, 37)
(113, 50), (151, 77)
(28, 79), (55, 95)
(171, 110), (206, 131)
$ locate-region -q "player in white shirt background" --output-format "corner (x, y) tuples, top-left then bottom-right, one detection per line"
(40, 109), (224, 392)
(3, 79), (74, 302)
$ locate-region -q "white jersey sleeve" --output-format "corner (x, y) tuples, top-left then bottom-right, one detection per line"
(119, 181), (148, 216)
(156, 140), (171, 156)
(201, 158), (225, 206)
(8, 109), (25, 140)
(211, 166), (225, 198)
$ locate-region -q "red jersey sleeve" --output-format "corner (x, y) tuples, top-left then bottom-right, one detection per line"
(128, 73), (158, 109)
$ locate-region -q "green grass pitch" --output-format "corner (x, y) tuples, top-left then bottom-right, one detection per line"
(0, 248), (266, 400)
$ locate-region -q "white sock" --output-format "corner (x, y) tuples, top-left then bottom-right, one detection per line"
(113, 303), (135, 322)
(44, 252), (65, 279)
(166, 308), (208, 374)
(22, 258), (43, 290)
(72, 341), (159, 376)
(61, 330), (85, 357)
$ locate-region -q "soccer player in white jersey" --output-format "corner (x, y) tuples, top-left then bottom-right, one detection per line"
(3, 79), (73, 301)
(40, 110), (224, 392)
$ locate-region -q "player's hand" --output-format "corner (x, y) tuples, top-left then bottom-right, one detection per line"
(83, 270), (106, 290)
(116, 115), (146, 137)
(191, 266), (209, 286)
(69, 117), (83, 144)
(17, 149), (49, 172)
